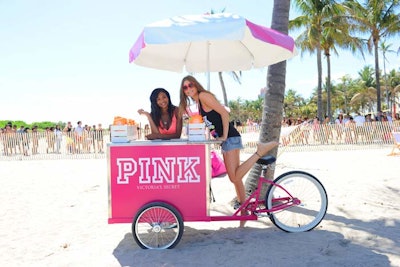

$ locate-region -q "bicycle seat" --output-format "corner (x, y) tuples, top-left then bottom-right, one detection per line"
(256, 155), (276, 166)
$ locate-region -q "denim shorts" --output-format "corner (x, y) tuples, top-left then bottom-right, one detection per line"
(221, 136), (243, 153)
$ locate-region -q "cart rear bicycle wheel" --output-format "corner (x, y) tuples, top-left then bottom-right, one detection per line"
(132, 202), (184, 249)
(265, 171), (328, 232)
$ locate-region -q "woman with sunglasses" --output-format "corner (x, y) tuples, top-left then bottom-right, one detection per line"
(138, 88), (183, 140)
(179, 75), (278, 226)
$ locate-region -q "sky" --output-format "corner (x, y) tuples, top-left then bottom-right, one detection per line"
(1, 0), (399, 127)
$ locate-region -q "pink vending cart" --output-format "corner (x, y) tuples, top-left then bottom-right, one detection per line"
(108, 140), (214, 249)
(108, 140), (328, 249)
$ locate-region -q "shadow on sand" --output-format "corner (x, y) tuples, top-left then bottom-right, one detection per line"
(112, 222), (390, 267)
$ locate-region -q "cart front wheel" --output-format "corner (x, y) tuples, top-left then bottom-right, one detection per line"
(132, 202), (184, 249)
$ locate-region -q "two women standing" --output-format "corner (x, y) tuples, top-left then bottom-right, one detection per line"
(139, 77), (278, 226)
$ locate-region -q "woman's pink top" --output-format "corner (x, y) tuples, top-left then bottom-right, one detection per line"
(159, 114), (177, 135)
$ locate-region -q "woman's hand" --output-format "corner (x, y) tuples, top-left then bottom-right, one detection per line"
(145, 133), (163, 140)
(145, 133), (157, 140)
(137, 109), (150, 117)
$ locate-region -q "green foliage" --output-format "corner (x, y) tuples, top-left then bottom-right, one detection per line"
(228, 66), (400, 121)
(0, 120), (64, 130)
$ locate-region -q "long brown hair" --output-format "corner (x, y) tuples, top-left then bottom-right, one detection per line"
(178, 75), (215, 116)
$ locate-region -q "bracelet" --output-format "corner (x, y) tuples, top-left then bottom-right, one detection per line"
(255, 151), (262, 158)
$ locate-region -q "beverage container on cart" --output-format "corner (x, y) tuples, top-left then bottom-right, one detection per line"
(188, 114), (206, 141)
(110, 116), (138, 143)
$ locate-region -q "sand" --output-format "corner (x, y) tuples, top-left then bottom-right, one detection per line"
(0, 148), (399, 267)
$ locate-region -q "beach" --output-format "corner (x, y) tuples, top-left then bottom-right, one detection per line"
(0, 148), (399, 267)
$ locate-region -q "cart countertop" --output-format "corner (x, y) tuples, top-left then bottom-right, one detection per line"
(108, 139), (222, 146)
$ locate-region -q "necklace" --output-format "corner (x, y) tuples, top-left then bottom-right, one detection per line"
(161, 112), (169, 127)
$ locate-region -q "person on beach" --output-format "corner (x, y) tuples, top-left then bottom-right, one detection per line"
(63, 121), (75, 154)
(138, 88), (183, 140)
(178, 75), (278, 226)
(94, 123), (104, 153)
(54, 125), (62, 154)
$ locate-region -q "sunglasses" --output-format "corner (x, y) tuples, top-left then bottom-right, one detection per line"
(182, 82), (194, 91)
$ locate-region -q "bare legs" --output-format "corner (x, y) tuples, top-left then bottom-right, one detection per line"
(223, 141), (279, 226)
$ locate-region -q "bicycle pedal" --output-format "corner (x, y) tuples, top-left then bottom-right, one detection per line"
(233, 200), (241, 210)
(254, 212), (270, 218)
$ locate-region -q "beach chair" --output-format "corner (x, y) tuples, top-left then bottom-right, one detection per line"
(388, 132), (400, 156)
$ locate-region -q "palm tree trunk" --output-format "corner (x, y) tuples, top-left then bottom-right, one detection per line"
(326, 54), (332, 121)
(218, 72), (228, 107)
(244, 0), (290, 197)
(374, 41), (382, 111)
(317, 45), (323, 121)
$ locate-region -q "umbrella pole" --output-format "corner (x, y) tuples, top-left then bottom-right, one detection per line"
(207, 41), (210, 90)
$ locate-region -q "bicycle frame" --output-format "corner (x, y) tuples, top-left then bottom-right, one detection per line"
(235, 176), (300, 215)
(210, 168), (300, 222)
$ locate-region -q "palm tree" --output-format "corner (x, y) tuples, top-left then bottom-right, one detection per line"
(329, 83), (343, 115)
(385, 69), (400, 113)
(243, 98), (263, 122)
(358, 65), (376, 87)
(218, 71), (242, 107)
(228, 98), (242, 122)
(289, 0), (343, 122)
(299, 100), (317, 118)
(332, 74), (356, 114)
(284, 89), (306, 118)
(320, 10), (365, 122)
(394, 83), (400, 114)
(350, 87), (377, 113)
(244, 0), (291, 197)
(344, 0), (400, 112)
(380, 42), (397, 108)
(350, 66), (377, 113)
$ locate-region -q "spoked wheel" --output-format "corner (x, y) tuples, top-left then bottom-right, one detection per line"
(132, 202), (184, 249)
(265, 171), (328, 232)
